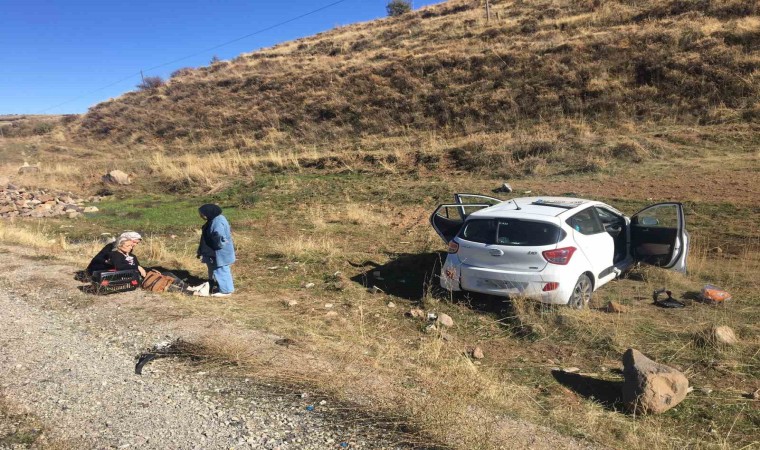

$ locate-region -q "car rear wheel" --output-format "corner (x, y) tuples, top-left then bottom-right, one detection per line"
(568, 274), (592, 309)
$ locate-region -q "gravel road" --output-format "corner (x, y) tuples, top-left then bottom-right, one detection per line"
(0, 247), (414, 449)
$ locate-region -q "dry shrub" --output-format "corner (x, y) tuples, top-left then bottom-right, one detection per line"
(270, 236), (340, 261)
(611, 141), (649, 162)
(578, 154), (609, 172)
(592, 1), (638, 25)
(518, 156), (549, 176)
(0, 222), (58, 251)
(512, 140), (559, 160)
(448, 142), (512, 172)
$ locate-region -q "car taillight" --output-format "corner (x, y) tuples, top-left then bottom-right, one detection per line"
(447, 241), (459, 254)
(542, 247), (576, 265)
(542, 282), (559, 292)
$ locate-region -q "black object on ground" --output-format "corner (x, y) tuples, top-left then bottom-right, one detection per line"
(135, 353), (158, 375)
(91, 269), (141, 295)
(652, 288), (685, 308)
(134, 339), (204, 375)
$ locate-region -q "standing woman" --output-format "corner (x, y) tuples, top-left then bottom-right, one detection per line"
(197, 204), (236, 297)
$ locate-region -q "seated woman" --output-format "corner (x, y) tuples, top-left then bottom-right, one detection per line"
(86, 232), (146, 278)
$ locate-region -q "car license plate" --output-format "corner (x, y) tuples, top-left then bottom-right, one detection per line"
(479, 279), (523, 290)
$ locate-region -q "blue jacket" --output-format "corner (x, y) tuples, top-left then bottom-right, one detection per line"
(198, 215), (236, 267)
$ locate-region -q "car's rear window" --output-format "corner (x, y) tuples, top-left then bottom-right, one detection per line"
(459, 218), (564, 246)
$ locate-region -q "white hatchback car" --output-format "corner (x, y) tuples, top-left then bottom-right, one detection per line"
(430, 194), (689, 307)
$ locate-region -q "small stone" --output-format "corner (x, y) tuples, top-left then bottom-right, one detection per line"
(102, 169), (132, 185)
(68, 212), (81, 219)
(368, 285), (384, 294)
(387, 302), (396, 308)
(424, 324), (437, 333)
(325, 311), (338, 318)
(472, 346), (485, 359)
(437, 313), (454, 327)
(286, 300), (298, 307)
(324, 303), (334, 308)
(302, 282), (315, 289)
(562, 367), (580, 373)
(604, 301), (629, 313)
(710, 326), (738, 346)
(407, 308), (425, 319)
(83, 206), (99, 213)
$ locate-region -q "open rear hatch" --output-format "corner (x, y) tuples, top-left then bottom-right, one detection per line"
(430, 193), (502, 243)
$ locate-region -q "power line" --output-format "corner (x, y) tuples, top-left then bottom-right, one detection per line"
(38, 0), (353, 114)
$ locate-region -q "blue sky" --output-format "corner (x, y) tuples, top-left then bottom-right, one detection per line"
(0, 0), (442, 115)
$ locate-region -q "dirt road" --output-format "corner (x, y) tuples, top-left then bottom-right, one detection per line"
(0, 246), (415, 449)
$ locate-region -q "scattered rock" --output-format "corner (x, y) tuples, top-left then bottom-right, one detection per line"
(406, 308), (425, 319)
(302, 282), (315, 289)
(710, 326), (738, 346)
(696, 325), (739, 347)
(102, 170), (132, 185)
(18, 163), (40, 174)
(562, 367), (580, 373)
(424, 324), (437, 333)
(0, 186), (95, 219)
(83, 206), (99, 213)
(471, 346), (485, 360)
(285, 300), (298, 307)
(604, 301), (629, 313)
(492, 182), (513, 193)
(751, 388), (759, 400)
(324, 303), (334, 309)
(437, 313), (454, 328)
(386, 302), (396, 308)
(368, 285), (384, 294)
(622, 348), (689, 414)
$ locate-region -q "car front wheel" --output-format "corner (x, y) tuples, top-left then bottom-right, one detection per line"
(568, 274), (592, 309)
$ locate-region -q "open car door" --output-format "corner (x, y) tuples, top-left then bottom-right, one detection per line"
(430, 194), (502, 244)
(630, 202), (689, 272)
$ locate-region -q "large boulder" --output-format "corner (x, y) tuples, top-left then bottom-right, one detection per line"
(622, 349), (689, 414)
(102, 170), (132, 185)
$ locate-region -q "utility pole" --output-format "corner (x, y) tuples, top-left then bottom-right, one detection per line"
(140, 70), (145, 85)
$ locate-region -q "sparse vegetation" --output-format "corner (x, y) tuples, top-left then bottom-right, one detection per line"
(136, 75), (164, 91)
(386, 0), (412, 17)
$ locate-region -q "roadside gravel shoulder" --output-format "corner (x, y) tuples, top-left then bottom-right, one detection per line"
(0, 246), (413, 449)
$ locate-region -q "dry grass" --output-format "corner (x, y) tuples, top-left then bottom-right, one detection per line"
(68, 0), (757, 175)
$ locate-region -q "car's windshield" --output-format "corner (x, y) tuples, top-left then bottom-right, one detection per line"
(459, 218), (564, 246)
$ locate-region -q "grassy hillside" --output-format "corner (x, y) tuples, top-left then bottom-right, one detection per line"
(73, 0), (758, 157)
